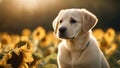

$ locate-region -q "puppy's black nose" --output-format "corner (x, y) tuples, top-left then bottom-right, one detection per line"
(59, 27), (67, 33)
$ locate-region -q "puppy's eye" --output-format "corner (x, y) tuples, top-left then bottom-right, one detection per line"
(60, 19), (63, 23)
(70, 18), (77, 24)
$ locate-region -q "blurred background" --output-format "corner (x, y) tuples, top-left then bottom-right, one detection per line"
(0, 0), (120, 34)
(0, 0), (120, 68)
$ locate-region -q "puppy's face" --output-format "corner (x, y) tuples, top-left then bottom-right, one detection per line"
(55, 9), (82, 39)
(53, 9), (98, 39)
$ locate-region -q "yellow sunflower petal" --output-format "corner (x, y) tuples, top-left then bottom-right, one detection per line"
(32, 26), (46, 40)
(104, 28), (115, 44)
(22, 28), (31, 36)
(92, 29), (104, 41)
(105, 43), (117, 55)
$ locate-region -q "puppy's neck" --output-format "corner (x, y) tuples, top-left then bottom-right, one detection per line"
(64, 31), (90, 51)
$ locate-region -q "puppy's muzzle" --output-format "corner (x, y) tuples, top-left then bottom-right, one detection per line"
(59, 27), (66, 33)
(59, 27), (67, 38)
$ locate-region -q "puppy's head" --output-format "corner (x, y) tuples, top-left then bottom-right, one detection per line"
(52, 8), (98, 39)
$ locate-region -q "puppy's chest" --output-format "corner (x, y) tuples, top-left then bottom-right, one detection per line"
(71, 51), (83, 63)
(61, 51), (83, 65)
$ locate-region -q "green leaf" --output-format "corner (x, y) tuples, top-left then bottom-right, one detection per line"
(43, 53), (57, 63)
(42, 64), (57, 68)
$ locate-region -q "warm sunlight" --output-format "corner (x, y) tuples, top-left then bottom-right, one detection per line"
(0, 0), (2, 3)
(13, 0), (57, 13)
(14, 0), (39, 11)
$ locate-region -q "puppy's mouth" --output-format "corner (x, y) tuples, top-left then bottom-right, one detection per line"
(59, 33), (66, 38)
(58, 33), (74, 39)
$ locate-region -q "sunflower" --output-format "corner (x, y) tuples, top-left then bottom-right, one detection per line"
(0, 33), (12, 53)
(0, 41), (34, 68)
(10, 35), (20, 49)
(92, 29), (104, 41)
(16, 41), (33, 68)
(39, 32), (53, 47)
(39, 31), (59, 47)
(32, 26), (46, 41)
(104, 28), (115, 45)
(116, 33), (120, 41)
(104, 43), (117, 55)
(47, 31), (60, 48)
(21, 28), (32, 36)
(0, 52), (12, 68)
(99, 38), (109, 52)
(20, 36), (29, 41)
(29, 54), (41, 68)
(0, 33), (11, 45)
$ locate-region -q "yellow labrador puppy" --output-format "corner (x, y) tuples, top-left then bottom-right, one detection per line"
(52, 8), (110, 68)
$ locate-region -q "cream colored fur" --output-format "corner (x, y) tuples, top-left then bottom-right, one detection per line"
(52, 8), (110, 68)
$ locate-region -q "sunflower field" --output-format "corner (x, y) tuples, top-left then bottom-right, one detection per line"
(0, 26), (120, 68)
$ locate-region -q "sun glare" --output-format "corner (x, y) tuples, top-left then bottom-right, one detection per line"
(15, 0), (39, 11)
(12, 0), (57, 14)
(0, 0), (2, 3)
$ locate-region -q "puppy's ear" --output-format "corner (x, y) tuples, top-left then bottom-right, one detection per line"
(52, 16), (58, 34)
(80, 9), (98, 33)
(52, 10), (64, 34)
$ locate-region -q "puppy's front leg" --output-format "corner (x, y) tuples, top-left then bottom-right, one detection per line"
(57, 44), (72, 68)
(58, 55), (72, 68)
